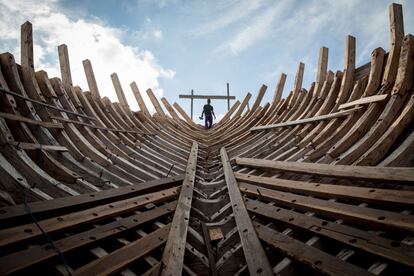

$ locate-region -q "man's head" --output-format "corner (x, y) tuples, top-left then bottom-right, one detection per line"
(207, 98), (211, 104)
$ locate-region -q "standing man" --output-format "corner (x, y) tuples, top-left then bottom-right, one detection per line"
(200, 98), (216, 129)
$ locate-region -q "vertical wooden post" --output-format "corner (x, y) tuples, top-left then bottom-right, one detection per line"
(190, 89), (194, 119)
(130, 81), (150, 116)
(58, 44), (73, 87)
(82, 59), (101, 100)
(21, 22), (34, 70)
(272, 73), (286, 106)
(227, 82), (230, 110)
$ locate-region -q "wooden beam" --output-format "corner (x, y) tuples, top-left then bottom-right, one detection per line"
(254, 222), (372, 276)
(220, 147), (273, 275)
(235, 173), (414, 206)
(235, 158), (414, 183)
(250, 84), (267, 112)
(250, 107), (361, 131)
(246, 199), (414, 268)
(160, 142), (198, 275)
(147, 88), (166, 118)
(0, 87), (96, 120)
(173, 102), (193, 124)
(8, 142), (68, 152)
(57, 44), (72, 86)
(21, 22), (34, 70)
(272, 73), (286, 105)
(0, 112), (64, 129)
(111, 73), (130, 109)
(0, 202), (176, 274)
(217, 100), (240, 123)
(242, 183), (414, 232)
(161, 97), (180, 120)
(130, 81), (150, 115)
(234, 92), (251, 117)
(82, 59), (101, 99)
(289, 62), (305, 107)
(179, 94), (235, 100)
(339, 94), (388, 110)
(75, 225), (171, 276)
(0, 174), (184, 224)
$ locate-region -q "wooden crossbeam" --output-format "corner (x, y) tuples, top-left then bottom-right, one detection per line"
(0, 174), (184, 224)
(236, 158), (414, 183)
(339, 94), (389, 110)
(0, 187), (179, 247)
(250, 107), (361, 131)
(179, 94), (235, 100)
(160, 142), (198, 275)
(220, 147), (273, 275)
(75, 224), (171, 276)
(0, 87), (96, 120)
(254, 222), (372, 276)
(246, 199), (414, 268)
(0, 201), (176, 274)
(235, 173), (414, 206)
(242, 183), (414, 232)
(0, 112), (63, 129)
(8, 142), (68, 152)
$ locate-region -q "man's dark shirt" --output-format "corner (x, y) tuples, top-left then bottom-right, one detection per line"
(203, 104), (214, 116)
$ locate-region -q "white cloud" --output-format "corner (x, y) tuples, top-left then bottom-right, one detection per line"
(153, 30), (163, 40)
(0, 0), (175, 112)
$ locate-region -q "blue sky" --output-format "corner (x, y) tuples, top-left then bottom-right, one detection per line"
(1, 0), (414, 122)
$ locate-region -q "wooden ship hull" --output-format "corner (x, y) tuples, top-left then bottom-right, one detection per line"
(0, 3), (413, 275)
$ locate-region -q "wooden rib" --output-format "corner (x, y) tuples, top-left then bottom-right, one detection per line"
(82, 59), (101, 99)
(289, 62), (305, 107)
(250, 107), (361, 131)
(249, 84), (267, 112)
(21, 22), (34, 70)
(236, 158), (414, 183)
(57, 44), (73, 87)
(173, 102), (193, 124)
(161, 97), (180, 120)
(382, 3), (404, 85)
(272, 73), (286, 105)
(8, 142), (68, 152)
(147, 88), (166, 118)
(234, 92), (251, 117)
(315, 47), (328, 91)
(160, 142), (198, 275)
(220, 147), (273, 275)
(130, 81), (150, 115)
(339, 94), (389, 110)
(111, 72), (130, 109)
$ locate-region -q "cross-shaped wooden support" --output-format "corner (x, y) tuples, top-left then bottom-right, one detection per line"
(179, 83), (235, 119)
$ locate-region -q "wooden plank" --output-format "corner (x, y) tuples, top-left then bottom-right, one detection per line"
(272, 73), (286, 105)
(250, 84), (267, 112)
(339, 94), (388, 110)
(173, 102), (193, 124)
(160, 142), (198, 275)
(201, 222), (218, 276)
(236, 158), (414, 183)
(74, 224), (171, 276)
(289, 62), (305, 107)
(8, 142), (68, 152)
(21, 22), (34, 70)
(111, 72), (130, 109)
(0, 112), (64, 129)
(130, 81), (150, 115)
(49, 116), (152, 135)
(0, 174), (184, 224)
(0, 187), (179, 247)
(0, 201), (176, 274)
(82, 59), (101, 99)
(240, 183), (414, 232)
(235, 92), (252, 117)
(57, 44), (73, 86)
(161, 97), (180, 120)
(220, 147), (273, 275)
(0, 87), (96, 120)
(147, 88), (166, 118)
(254, 222), (372, 276)
(179, 94), (235, 100)
(235, 173), (414, 206)
(250, 107), (361, 131)
(246, 199), (414, 268)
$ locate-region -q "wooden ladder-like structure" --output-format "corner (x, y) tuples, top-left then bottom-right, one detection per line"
(0, 3), (414, 276)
